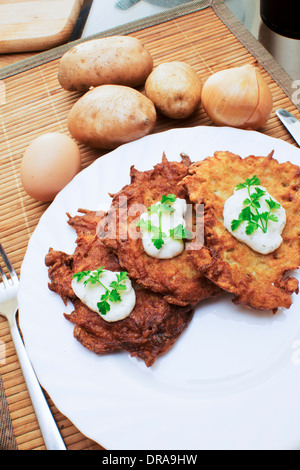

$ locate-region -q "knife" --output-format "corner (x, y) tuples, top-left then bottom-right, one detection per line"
(276, 108), (300, 147)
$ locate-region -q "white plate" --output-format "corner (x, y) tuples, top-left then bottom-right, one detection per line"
(18, 126), (300, 450)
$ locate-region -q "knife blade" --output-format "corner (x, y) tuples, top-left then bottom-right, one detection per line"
(276, 108), (300, 147)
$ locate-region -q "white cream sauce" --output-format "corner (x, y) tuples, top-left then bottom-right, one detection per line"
(71, 269), (136, 322)
(139, 197), (187, 259)
(223, 186), (286, 254)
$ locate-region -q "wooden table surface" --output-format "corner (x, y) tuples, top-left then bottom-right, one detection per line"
(1, 0), (299, 451)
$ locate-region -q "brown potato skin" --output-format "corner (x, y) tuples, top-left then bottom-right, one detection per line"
(145, 62), (203, 119)
(67, 85), (157, 149)
(58, 36), (153, 92)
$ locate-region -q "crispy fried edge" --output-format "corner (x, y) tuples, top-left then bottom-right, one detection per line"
(180, 150), (300, 312)
(98, 153), (220, 307)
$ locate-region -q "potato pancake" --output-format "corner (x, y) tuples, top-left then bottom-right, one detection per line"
(45, 209), (193, 367)
(180, 150), (300, 312)
(99, 154), (220, 307)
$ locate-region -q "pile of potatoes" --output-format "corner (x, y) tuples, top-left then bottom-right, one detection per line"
(59, 35), (203, 149)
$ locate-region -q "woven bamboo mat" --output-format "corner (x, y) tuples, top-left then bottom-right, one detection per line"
(1, 0), (300, 450)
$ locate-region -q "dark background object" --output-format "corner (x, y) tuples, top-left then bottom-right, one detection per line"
(70, 0), (94, 41)
(260, 0), (300, 39)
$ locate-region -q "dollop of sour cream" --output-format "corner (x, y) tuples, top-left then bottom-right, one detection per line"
(71, 269), (136, 322)
(223, 185), (286, 254)
(139, 197), (188, 259)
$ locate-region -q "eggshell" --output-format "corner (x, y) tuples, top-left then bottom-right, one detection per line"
(21, 132), (81, 202)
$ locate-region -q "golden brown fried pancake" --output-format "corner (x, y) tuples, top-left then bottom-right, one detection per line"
(180, 150), (300, 312)
(45, 209), (193, 367)
(99, 154), (220, 307)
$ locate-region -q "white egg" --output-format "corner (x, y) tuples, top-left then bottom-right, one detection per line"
(20, 132), (81, 202)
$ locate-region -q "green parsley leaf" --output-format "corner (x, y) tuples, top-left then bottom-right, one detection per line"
(152, 234), (167, 250)
(161, 194), (177, 204)
(240, 206), (252, 221)
(72, 270), (91, 282)
(136, 219), (152, 231)
(170, 224), (193, 240)
(243, 198), (251, 206)
(254, 187), (266, 198)
(251, 213), (262, 223)
(231, 218), (242, 231)
(245, 222), (259, 235)
(137, 194), (192, 251)
(117, 271), (128, 282)
(109, 289), (121, 303)
(231, 176), (281, 235)
(97, 300), (110, 316)
(160, 203), (176, 213)
(83, 267), (105, 286)
(110, 281), (126, 291)
(73, 268), (128, 316)
(147, 203), (161, 214)
(110, 272), (128, 291)
(100, 290), (109, 302)
(259, 211), (271, 221)
(265, 198), (281, 210)
(235, 175), (261, 190)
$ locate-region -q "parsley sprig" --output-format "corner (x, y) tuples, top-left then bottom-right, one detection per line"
(136, 194), (192, 250)
(231, 175), (281, 235)
(72, 268), (128, 316)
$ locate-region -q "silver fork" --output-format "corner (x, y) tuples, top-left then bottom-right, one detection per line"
(0, 243), (66, 450)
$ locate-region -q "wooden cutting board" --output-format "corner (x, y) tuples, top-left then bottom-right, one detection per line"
(0, 0), (84, 53)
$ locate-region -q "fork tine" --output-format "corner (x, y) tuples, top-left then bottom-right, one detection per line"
(0, 243), (17, 279)
(0, 261), (9, 286)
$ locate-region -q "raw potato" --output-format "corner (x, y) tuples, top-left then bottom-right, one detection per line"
(58, 36), (153, 92)
(145, 62), (203, 119)
(67, 85), (157, 149)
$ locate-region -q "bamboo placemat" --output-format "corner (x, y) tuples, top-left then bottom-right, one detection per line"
(1, 0), (300, 450)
